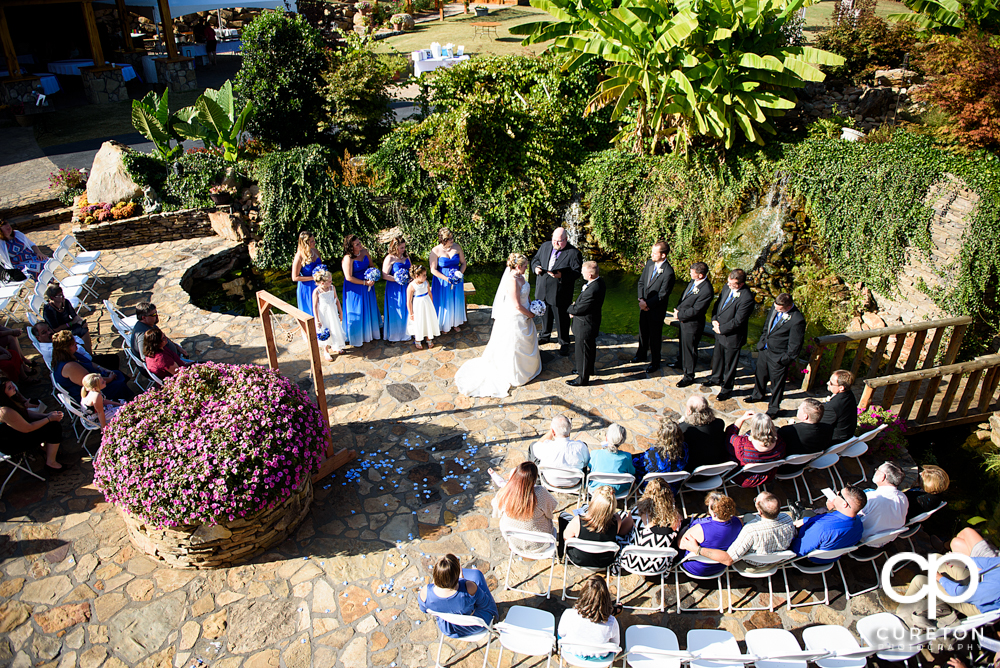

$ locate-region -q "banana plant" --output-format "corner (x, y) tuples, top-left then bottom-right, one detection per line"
(174, 80), (254, 162)
(512, 0), (845, 154)
(131, 90), (184, 160)
(887, 0), (1000, 35)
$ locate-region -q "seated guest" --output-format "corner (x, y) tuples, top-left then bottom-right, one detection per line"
(557, 576), (621, 663)
(31, 323), (119, 371)
(678, 492), (742, 577)
(418, 554), (498, 638)
(897, 527), (1000, 634)
(679, 395), (727, 472)
(52, 331), (134, 401)
(790, 484), (867, 563)
(80, 373), (124, 429)
(725, 411), (785, 487)
(562, 485), (633, 567)
(143, 327), (192, 381)
(130, 302), (189, 362)
(905, 465), (949, 520)
(692, 492), (796, 572)
(0, 375), (64, 472)
(778, 399), (833, 456)
(0, 218), (47, 280)
(633, 417), (688, 490)
(530, 415), (590, 488)
(0, 324), (31, 381)
(859, 461), (909, 546)
(492, 462), (557, 556)
(42, 285), (93, 354)
(617, 478), (682, 575)
(588, 423), (636, 495)
(821, 369), (858, 443)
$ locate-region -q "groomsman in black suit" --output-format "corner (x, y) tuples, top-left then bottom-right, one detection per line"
(631, 240), (675, 373)
(702, 269), (756, 400)
(566, 261), (606, 387)
(531, 227), (582, 356)
(671, 262), (714, 388)
(750, 293), (807, 417)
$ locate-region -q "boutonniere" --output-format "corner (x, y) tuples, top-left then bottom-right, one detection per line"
(732, 290), (741, 298)
(691, 286), (699, 295)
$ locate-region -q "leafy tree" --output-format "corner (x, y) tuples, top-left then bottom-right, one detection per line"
(816, 14), (918, 81)
(235, 11), (328, 148)
(888, 0), (1000, 36)
(511, 0), (845, 154)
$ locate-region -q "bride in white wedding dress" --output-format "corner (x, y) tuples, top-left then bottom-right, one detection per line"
(455, 253), (542, 398)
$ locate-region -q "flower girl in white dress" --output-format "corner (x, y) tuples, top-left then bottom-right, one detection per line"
(407, 265), (441, 349)
(311, 269), (348, 361)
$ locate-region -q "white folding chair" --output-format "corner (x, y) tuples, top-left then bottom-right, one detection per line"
(806, 439), (857, 503)
(52, 245), (103, 284)
(687, 629), (753, 668)
(727, 550), (796, 612)
(724, 460), (785, 493)
(40, 262), (98, 301)
(745, 628), (829, 668)
(674, 554), (728, 613)
(0, 451), (45, 497)
(678, 462), (737, 516)
(615, 545), (678, 612)
(892, 501), (948, 572)
(427, 610), (493, 668)
(61, 234), (108, 272)
(501, 529), (558, 599)
(838, 527), (906, 599)
(558, 640), (621, 668)
(25, 324), (47, 367)
(629, 471), (689, 508)
(123, 344), (159, 390)
(855, 612), (922, 664)
(0, 278), (29, 325)
(922, 609), (1000, 645)
(774, 452), (823, 504)
(28, 293), (46, 319)
(782, 546), (857, 609)
(833, 439), (869, 487)
(802, 625), (877, 668)
(36, 267), (93, 311)
(625, 626), (685, 668)
(539, 466), (586, 509)
(561, 538), (619, 601)
(586, 472), (634, 507)
(54, 390), (85, 442)
(59, 397), (101, 458)
(494, 606), (555, 668)
(103, 299), (138, 339)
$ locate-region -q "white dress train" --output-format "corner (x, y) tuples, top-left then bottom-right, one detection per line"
(455, 272), (541, 398)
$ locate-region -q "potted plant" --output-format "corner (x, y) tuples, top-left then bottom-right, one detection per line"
(209, 183), (236, 205)
(11, 103), (33, 127)
(474, 4), (489, 15)
(389, 12), (412, 29)
(93, 363), (328, 568)
(355, 0), (374, 13)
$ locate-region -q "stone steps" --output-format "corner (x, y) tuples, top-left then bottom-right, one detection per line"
(6, 205), (73, 233)
(0, 193), (61, 221)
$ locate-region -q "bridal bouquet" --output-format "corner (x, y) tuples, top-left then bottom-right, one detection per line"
(393, 267), (411, 286)
(317, 327), (330, 341)
(363, 267), (381, 291)
(445, 269), (463, 286)
(530, 300), (547, 317)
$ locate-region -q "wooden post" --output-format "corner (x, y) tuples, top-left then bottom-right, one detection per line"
(439, 0), (444, 21)
(156, 0), (179, 59)
(0, 7), (18, 79)
(256, 290), (356, 483)
(82, 0), (106, 67)
(801, 343), (824, 392)
(115, 0), (134, 51)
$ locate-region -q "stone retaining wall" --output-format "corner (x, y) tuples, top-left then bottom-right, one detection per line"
(121, 478), (313, 569)
(80, 66), (128, 104)
(0, 76), (43, 106)
(72, 208), (215, 250)
(154, 57), (198, 92)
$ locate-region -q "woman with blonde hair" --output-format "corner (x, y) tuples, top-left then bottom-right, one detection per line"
(725, 410), (786, 487)
(906, 464), (950, 520)
(588, 423), (636, 495)
(382, 234), (412, 342)
(557, 575), (621, 662)
(562, 485), (633, 568)
(491, 461), (557, 555)
(455, 252), (541, 397)
(678, 492), (742, 577)
(617, 478), (683, 574)
(633, 417), (689, 490)
(291, 230), (324, 316)
(428, 227), (467, 333)
(80, 373), (123, 428)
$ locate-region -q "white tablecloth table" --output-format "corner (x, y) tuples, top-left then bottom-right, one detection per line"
(47, 60), (139, 82)
(414, 55), (470, 76)
(0, 71), (60, 94)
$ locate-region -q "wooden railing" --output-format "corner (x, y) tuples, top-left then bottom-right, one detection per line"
(800, 315), (974, 392)
(857, 354), (1000, 433)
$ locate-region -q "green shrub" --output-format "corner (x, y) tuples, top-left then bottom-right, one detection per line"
(164, 152), (230, 209)
(235, 11), (328, 148)
(323, 33), (398, 153)
(122, 151), (168, 195)
(816, 14), (918, 82)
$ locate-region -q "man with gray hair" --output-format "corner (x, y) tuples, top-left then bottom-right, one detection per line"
(531, 227), (583, 356)
(692, 492), (797, 572)
(859, 461), (909, 546)
(529, 414), (590, 488)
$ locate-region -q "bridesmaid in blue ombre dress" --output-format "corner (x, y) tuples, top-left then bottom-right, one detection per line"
(381, 235), (411, 343)
(292, 230), (324, 316)
(341, 234), (382, 347)
(429, 227), (467, 333)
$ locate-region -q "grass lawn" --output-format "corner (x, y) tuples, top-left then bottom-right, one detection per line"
(371, 6), (552, 57)
(802, 0), (911, 42)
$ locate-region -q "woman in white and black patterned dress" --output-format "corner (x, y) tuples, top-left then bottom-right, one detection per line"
(616, 477), (682, 574)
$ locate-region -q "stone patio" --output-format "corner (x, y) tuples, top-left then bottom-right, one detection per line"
(0, 218), (925, 668)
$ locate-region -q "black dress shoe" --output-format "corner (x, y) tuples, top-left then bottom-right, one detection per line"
(676, 377), (695, 388)
(766, 411), (780, 419)
(704, 378), (721, 387)
(747, 394), (765, 403)
(559, 345), (571, 356)
(717, 389), (733, 401)
(630, 355), (647, 364)
(539, 336), (552, 344)
(566, 378), (588, 387)
(645, 364), (661, 374)
(571, 368), (578, 375)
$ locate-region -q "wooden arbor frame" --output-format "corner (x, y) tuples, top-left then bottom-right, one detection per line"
(257, 290), (357, 483)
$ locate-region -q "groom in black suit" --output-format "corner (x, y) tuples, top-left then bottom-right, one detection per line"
(632, 240), (675, 373)
(750, 292), (807, 417)
(531, 227), (582, 356)
(671, 262), (714, 388)
(566, 261), (605, 387)
(703, 268), (756, 400)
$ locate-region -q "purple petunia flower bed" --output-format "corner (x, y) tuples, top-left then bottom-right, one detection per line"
(94, 362), (329, 529)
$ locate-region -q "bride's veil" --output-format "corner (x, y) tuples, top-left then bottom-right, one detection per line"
(491, 266), (512, 320)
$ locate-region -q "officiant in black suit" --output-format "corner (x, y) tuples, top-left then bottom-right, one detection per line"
(702, 268), (756, 400)
(671, 262), (714, 387)
(750, 292), (807, 417)
(632, 240), (675, 373)
(566, 261), (605, 387)
(531, 227), (582, 356)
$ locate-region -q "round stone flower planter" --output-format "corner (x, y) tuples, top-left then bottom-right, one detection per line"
(119, 477), (313, 569)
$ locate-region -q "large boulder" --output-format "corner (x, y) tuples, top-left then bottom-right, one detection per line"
(874, 68), (921, 86)
(87, 141), (143, 205)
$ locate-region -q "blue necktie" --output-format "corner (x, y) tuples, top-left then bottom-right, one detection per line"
(683, 282), (694, 297)
(769, 313), (781, 332)
(722, 290), (735, 310)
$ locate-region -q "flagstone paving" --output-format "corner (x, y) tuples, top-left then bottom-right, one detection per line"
(0, 220), (925, 668)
